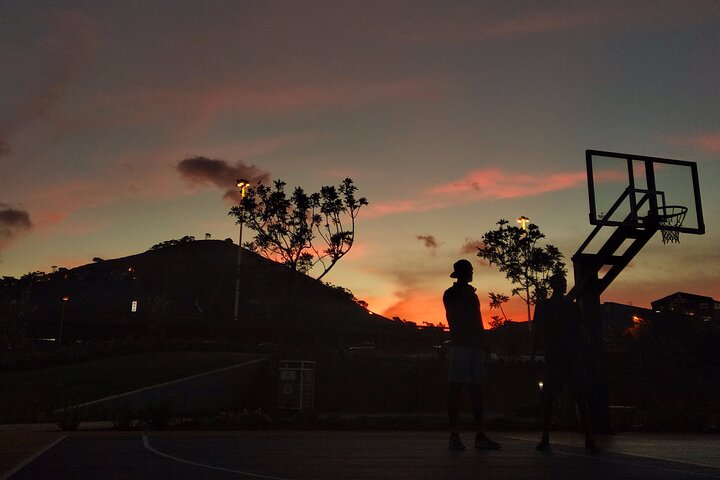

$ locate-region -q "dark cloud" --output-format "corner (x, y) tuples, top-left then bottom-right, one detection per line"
(0, 141), (11, 156)
(460, 238), (484, 254)
(416, 235), (440, 251)
(176, 156), (271, 202)
(0, 205), (33, 250)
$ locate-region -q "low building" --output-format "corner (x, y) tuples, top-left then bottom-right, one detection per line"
(651, 292), (720, 327)
(601, 302), (655, 352)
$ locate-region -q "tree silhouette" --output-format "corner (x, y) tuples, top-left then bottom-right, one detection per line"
(477, 219), (565, 323)
(149, 236), (196, 250)
(229, 178), (367, 280)
(325, 282), (369, 308)
(488, 291), (511, 329)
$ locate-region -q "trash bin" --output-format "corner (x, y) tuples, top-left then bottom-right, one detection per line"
(277, 360), (315, 413)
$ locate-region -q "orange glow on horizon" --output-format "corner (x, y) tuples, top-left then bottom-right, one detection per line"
(375, 290), (532, 329)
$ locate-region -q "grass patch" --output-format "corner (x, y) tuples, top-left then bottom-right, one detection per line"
(0, 351), (258, 423)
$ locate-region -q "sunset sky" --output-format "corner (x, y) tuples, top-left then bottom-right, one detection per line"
(2, 1), (719, 327)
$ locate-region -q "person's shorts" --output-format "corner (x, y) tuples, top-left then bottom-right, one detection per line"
(448, 346), (486, 385)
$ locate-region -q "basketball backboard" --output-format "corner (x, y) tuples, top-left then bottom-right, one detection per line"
(586, 150), (705, 235)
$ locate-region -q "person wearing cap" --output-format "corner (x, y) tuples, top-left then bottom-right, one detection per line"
(534, 272), (598, 452)
(443, 259), (500, 451)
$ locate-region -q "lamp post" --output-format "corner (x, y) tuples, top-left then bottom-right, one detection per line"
(517, 215), (530, 231)
(58, 296), (69, 344)
(233, 179), (250, 323)
(518, 215), (532, 333)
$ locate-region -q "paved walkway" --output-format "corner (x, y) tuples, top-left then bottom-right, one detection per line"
(2, 431), (719, 479)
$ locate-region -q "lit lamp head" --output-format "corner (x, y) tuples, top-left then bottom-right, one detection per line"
(62, 296), (70, 302)
(236, 179), (250, 199)
(517, 216), (530, 231)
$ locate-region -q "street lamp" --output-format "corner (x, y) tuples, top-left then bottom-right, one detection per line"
(517, 215), (530, 231)
(233, 179), (250, 323)
(518, 215), (532, 336)
(58, 296), (69, 344)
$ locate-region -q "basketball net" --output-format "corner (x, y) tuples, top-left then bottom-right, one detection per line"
(656, 206), (687, 244)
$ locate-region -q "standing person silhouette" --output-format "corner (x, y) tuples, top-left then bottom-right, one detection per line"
(534, 273), (598, 452)
(443, 259), (500, 451)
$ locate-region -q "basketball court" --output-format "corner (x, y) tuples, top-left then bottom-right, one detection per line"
(2, 150), (712, 480)
(3, 431), (720, 480)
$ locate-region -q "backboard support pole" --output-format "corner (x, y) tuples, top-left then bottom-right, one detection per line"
(569, 225), (657, 433)
(573, 148), (704, 434)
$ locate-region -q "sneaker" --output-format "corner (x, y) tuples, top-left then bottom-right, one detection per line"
(474, 432), (501, 450)
(449, 433), (466, 451)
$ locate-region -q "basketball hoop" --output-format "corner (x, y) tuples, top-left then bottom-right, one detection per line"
(655, 205), (687, 244)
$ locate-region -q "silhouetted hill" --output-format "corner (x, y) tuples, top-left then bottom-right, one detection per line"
(10, 240), (406, 343)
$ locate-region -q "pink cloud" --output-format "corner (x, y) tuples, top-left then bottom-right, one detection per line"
(21, 132), (307, 235)
(483, 11), (602, 37)
(431, 168), (587, 198)
(79, 75), (450, 136)
(221, 133), (321, 160)
(386, 9), (608, 44)
(384, 4), (717, 45)
(367, 167), (589, 218)
(672, 132), (720, 154)
(4, 133), (312, 250)
(460, 238), (484, 255)
(366, 199), (425, 218)
(32, 210), (70, 233)
(20, 156), (187, 242)
(27, 175), (162, 215)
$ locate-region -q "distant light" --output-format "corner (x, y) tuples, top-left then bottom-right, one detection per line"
(517, 216), (530, 231)
(62, 296), (70, 302)
(131, 300), (138, 312)
(538, 381), (544, 389)
(236, 179), (250, 199)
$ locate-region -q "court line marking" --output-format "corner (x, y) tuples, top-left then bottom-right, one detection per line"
(142, 435), (292, 480)
(502, 435), (720, 479)
(0, 435), (68, 480)
(69, 358), (266, 410)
